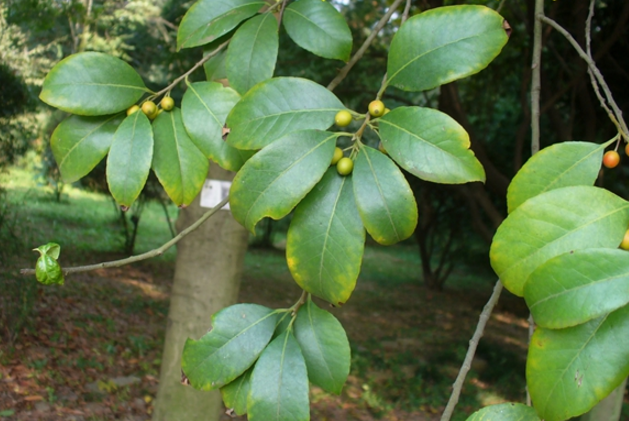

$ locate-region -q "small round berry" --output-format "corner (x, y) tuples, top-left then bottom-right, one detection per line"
(603, 150), (620, 169)
(368, 100), (385, 117)
(161, 97), (175, 111)
(126, 105), (140, 116)
(335, 110), (352, 127)
(336, 157), (354, 176)
(141, 101), (157, 117)
(625, 143), (629, 157)
(620, 229), (629, 251)
(331, 147), (343, 165)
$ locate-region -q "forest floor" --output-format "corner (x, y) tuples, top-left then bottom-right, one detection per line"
(0, 164), (605, 421)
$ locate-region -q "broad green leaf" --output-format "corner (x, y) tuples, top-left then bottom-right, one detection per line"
(283, 0), (352, 61)
(181, 304), (278, 390)
(507, 141), (606, 213)
(527, 304), (629, 421)
(40, 52), (147, 115)
(230, 130), (338, 232)
(51, 114), (123, 183)
(106, 111), (154, 208)
(287, 168), (365, 305)
(226, 77), (344, 149)
(181, 81), (253, 172)
(220, 367), (252, 416)
(525, 248), (629, 329)
(248, 330), (309, 421)
(34, 242), (61, 259)
(177, 0), (264, 50)
(466, 403), (541, 421)
(294, 297), (351, 394)
(387, 5), (509, 92)
(35, 255), (64, 286)
(490, 186), (629, 297)
(203, 49), (227, 81)
(379, 107), (485, 184)
(353, 146), (418, 245)
(226, 13), (279, 95)
(152, 108), (209, 207)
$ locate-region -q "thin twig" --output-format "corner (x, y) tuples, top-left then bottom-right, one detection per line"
(21, 196), (230, 276)
(538, 14), (629, 140)
(496, 0), (507, 14)
(401, 0), (412, 24)
(151, 40), (230, 98)
(440, 280), (503, 421)
(530, 0), (543, 156)
(327, 0), (406, 92)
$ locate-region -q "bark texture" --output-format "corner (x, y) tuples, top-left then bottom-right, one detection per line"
(153, 165), (249, 421)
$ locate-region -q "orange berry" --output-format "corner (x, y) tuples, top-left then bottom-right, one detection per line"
(603, 150), (620, 169)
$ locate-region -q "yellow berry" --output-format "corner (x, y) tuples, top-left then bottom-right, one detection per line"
(336, 157), (354, 176)
(161, 97), (175, 111)
(368, 100), (385, 117)
(126, 105), (140, 116)
(141, 101), (157, 117)
(335, 110), (352, 127)
(331, 147), (343, 165)
(621, 229), (629, 250)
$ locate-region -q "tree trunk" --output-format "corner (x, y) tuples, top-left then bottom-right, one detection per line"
(152, 165), (249, 421)
(576, 377), (627, 421)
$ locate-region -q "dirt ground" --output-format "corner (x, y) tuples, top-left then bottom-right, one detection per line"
(0, 249), (532, 421)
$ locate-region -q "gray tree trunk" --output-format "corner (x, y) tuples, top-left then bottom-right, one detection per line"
(577, 377), (627, 421)
(153, 166), (249, 421)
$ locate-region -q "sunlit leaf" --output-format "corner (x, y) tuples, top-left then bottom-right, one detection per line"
(507, 141), (605, 213)
(226, 77), (344, 149)
(106, 111), (154, 208)
(379, 106), (485, 184)
(226, 13), (278, 95)
(230, 130), (338, 232)
(527, 304), (629, 421)
(490, 186), (629, 296)
(353, 146), (417, 245)
(387, 5), (508, 92)
(287, 168), (365, 305)
(247, 330), (309, 421)
(294, 297), (350, 394)
(283, 0), (352, 61)
(40, 52), (147, 115)
(152, 108), (209, 207)
(466, 403), (540, 421)
(51, 114), (123, 183)
(182, 304), (279, 390)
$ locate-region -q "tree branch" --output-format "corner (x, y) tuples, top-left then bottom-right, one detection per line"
(440, 280), (503, 421)
(327, 0), (406, 92)
(538, 14), (629, 140)
(21, 196), (230, 276)
(530, 0), (543, 156)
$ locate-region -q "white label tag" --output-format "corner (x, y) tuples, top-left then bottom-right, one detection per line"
(200, 179), (231, 210)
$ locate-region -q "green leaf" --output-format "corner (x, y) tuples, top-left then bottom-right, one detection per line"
(294, 297), (351, 394)
(287, 168), (365, 305)
(525, 248), (629, 329)
(527, 304), (629, 421)
(106, 111), (154, 208)
(353, 146), (417, 245)
(152, 108), (209, 207)
(220, 367), (252, 416)
(387, 5), (509, 92)
(490, 186), (629, 297)
(34, 242), (61, 259)
(226, 13), (279, 95)
(283, 0), (352, 62)
(181, 304), (279, 390)
(203, 49), (227, 81)
(35, 255), (64, 285)
(40, 52), (147, 115)
(247, 330), (309, 421)
(51, 114), (123, 183)
(226, 77), (344, 149)
(379, 107), (485, 184)
(465, 403), (541, 421)
(181, 81), (253, 172)
(230, 130), (338, 232)
(177, 0), (264, 50)
(507, 141), (605, 213)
